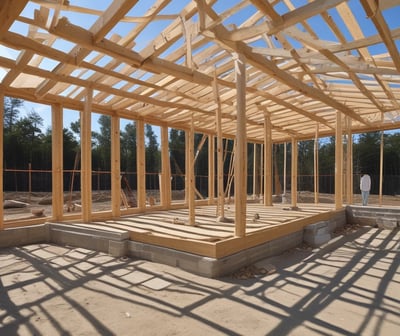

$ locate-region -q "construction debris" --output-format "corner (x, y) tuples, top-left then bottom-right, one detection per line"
(31, 208), (45, 217)
(231, 264), (276, 280)
(3, 200), (29, 209)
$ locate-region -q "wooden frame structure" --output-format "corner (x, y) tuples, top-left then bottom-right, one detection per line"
(1, 1), (400, 255)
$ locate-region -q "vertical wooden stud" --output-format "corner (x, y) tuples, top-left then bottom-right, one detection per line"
(0, 91), (4, 229)
(379, 131), (384, 206)
(188, 114), (195, 225)
(52, 103), (63, 220)
(136, 119), (146, 211)
(208, 134), (215, 205)
(252, 143), (256, 198)
(111, 115), (121, 217)
(283, 142), (287, 196)
(259, 143), (264, 198)
(81, 89), (92, 222)
(314, 124), (319, 204)
(213, 74), (224, 218)
(160, 124), (171, 208)
(291, 137), (298, 208)
(264, 113), (272, 206)
(233, 53), (247, 237)
(185, 130), (189, 204)
(346, 117), (353, 204)
(335, 111), (343, 209)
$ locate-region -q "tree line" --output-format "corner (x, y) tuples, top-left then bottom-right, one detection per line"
(3, 97), (400, 195)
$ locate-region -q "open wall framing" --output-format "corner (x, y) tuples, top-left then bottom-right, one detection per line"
(1, 1), (400, 254)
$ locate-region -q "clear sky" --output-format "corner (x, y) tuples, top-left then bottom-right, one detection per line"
(1, 1), (399, 138)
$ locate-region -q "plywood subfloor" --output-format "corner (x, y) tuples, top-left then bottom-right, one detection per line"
(81, 202), (336, 243)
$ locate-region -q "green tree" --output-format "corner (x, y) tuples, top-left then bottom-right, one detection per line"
(121, 122), (137, 173)
(41, 127), (79, 170)
(169, 128), (185, 190)
(353, 132), (380, 176)
(145, 124), (160, 173)
(92, 115), (111, 170)
(298, 139), (314, 191)
(169, 128), (185, 174)
(4, 97), (23, 131)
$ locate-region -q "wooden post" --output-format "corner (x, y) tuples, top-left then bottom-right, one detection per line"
(28, 162), (32, 204)
(314, 124), (319, 204)
(259, 144), (264, 198)
(335, 111), (343, 209)
(0, 91), (4, 229)
(185, 130), (189, 204)
(188, 114), (195, 225)
(111, 115), (121, 217)
(136, 119), (146, 211)
(51, 103), (64, 220)
(291, 137), (298, 208)
(252, 143), (257, 199)
(81, 89), (92, 222)
(208, 134), (215, 204)
(233, 53), (247, 237)
(213, 75), (224, 218)
(379, 131), (384, 206)
(283, 142), (287, 196)
(160, 124), (171, 207)
(264, 113), (273, 206)
(346, 117), (353, 204)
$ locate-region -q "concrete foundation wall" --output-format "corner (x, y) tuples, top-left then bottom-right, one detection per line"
(303, 209), (346, 247)
(346, 205), (400, 229)
(0, 224), (49, 248)
(127, 231), (303, 278)
(0, 206), (390, 278)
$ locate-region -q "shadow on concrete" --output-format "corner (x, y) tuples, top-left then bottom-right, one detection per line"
(0, 226), (399, 335)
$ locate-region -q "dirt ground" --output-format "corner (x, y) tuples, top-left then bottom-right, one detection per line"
(0, 225), (399, 336)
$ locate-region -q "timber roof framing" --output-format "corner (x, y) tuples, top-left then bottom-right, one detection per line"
(0, 0), (399, 142)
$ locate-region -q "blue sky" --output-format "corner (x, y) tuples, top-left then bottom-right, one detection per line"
(1, 1), (400, 136)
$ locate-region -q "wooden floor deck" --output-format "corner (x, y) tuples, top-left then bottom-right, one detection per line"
(72, 202), (339, 258)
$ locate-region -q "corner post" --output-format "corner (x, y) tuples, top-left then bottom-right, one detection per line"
(233, 53), (247, 237)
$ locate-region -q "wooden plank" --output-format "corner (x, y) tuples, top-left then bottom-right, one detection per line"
(361, 0), (400, 72)
(291, 137), (298, 208)
(263, 111), (273, 206)
(314, 124), (319, 203)
(0, 91), (3, 230)
(213, 75), (225, 218)
(136, 119), (146, 211)
(51, 103), (63, 220)
(111, 115), (121, 217)
(335, 111), (343, 209)
(379, 131), (384, 206)
(215, 210), (338, 258)
(81, 90), (93, 222)
(208, 134), (215, 205)
(188, 113), (196, 225)
(130, 231), (217, 258)
(160, 125), (171, 207)
(252, 143), (257, 198)
(234, 53), (247, 237)
(346, 117), (353, 204)
(0, 0), (28, 35)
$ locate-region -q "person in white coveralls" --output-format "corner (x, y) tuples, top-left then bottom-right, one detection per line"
(360, 173), (371, 206)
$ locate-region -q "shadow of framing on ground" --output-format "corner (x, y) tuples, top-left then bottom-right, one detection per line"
(0, 226), (399, 335)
